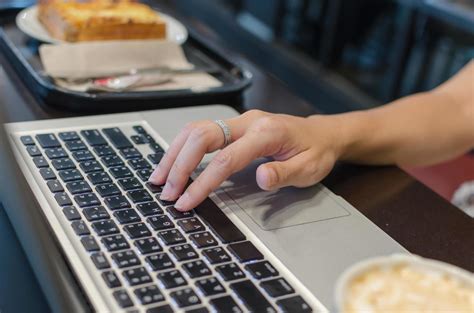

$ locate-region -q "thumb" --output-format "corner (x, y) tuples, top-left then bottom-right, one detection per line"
(256, 153), (310, 190)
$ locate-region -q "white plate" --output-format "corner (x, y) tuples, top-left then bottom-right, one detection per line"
(16, 5), (188, 45)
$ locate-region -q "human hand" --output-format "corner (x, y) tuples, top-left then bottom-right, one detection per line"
(148, 110), (344, 211)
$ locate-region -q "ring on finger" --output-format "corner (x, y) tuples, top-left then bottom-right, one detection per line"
(214, 119), (232, 148)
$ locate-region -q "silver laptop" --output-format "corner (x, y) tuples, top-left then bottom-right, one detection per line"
(5, 105), (406, 313)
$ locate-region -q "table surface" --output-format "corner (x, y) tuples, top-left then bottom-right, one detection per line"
(0, 2), (473, 312)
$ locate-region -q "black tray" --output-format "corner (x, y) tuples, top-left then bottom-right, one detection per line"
(0, 7), (252, 112)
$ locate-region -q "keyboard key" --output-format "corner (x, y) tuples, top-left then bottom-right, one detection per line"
(103, 128), (133, 149)
(158, 269), (187, 288)
(146, 253), (174, 271)
(147, 153), (164, 165)
(195, 198), (246, 244)
(55, 192), (72, 206)
(189, 232), (218, 248)
(195, 277), (225, 296)
(245, 261), (279, 280)
(113, 290), (133, 308)
(83, 206), (110, 221)
(134, 237), (162, 254)
(81, 235), (100, 252)
(114, 209), (141, 224)
(102, 270), (121, 288)
(109, 166), (133, 179)
(210, 296), (243, 313)
(158, 229), (186, 245)
(101, 155), (124, 168)
(72, 150), (94, 162)
(182, 260), (211, 278)
(62, 206), (81, 221)
(178, 218), (205, 234)
(91, 252), (110, 269)
(47, 180), (64, 193)
(58, 131), (79, 141)
(92, 220), (119, 236)
(40, 167), (56, 180)
(33, 156), (48, 168)
(120, 147), (142, 159)
(36, 133), (60, 148)
(136, 168), (153, 181)
(137, 202), (163, 216)
(52, 158), (75, 171)
(111, 250), (141, 268)
(65, 140), (87, 151)
(26, 145), (42, 157)
(131, 134), (149, 145)
(93, 145), (115, 157)
(79, 160), (103, 173)
(260, 278), (295, 297)
(127, 189), (152, 203)
(170, 288), (201, 308)
(87, 172), (111, 185)
(216, 263), (246, 281)
(66, 180), (92, 195)
(133, 125), (147, 134)
(71, 220), (90, 236)
(20, 135), (34, 145)
(146, 305), (173, 313)
(102, 235), (129, 252)
(167, 206), (194, 219)
(104, 195), (130, 210)
(230, 280), (275, 313)
(74, 193), (100, 208)
(81, 129), (107, 146)
(227, 241), (263, 263)
(134, 285), (165, 305)
(169, 244), (198, 261)
(156, 196), (175, 207)
(123, 267), (152, 286)
(128, 158), (151, 170)
(149, 143), (164, 153)
(45, 147), (67, 159)
(277, 296), (312, 313)
(202, 247), (231, 264)
(59, 169), (83, 182)
(144, 134), (155, 143)
(118, 178), (142, 191)
(96, 183), (121, 197)
(147, 215), (174, 231)
(124, 223), (151, 239)
(145, 182), (163, 193)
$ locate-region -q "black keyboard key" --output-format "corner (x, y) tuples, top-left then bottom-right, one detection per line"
(94, 145), (115, 157)
(167, 206), (194, 219)
(72, 150), (94, 162)
(20, 135), (34, 145)
(127, 189), (152, 203)
(158, 269), (187, 288)
(134, 285), (165, 305)
(170, 244), (198, 261)
(120, 147), (142, 159)
(144, 134), (155, 143)
(147, 153), (164, 165)
(96, 183), (121, 197)
(45, 147), (67, 159)
(92, 220), (119, 236)
(71, 220), (90, 236)
(133, 125), (147, 134)
(63, 206), (81, 221)
(178, 218), (205, 234)
(113, 290), (133, 308)
(123, 267), (152, 286)
(79, 160), (103, 173)
(136, 168), (153, 181)
(58, 131), (79, 141)
(260, 278), (295, 297)
(74, 193), (100, 208)
(147, 305), (173, 313)
(81, 235), (100, 252)
(87, 171), (111, 185)
(102, 270), (121, 288)
(182, 260), (211, 278)
(47, 180), (64, 193)
(59, 169), (83, 182)
(146, 253), (174, 271)
(55, 192), (72, 206)
(150, 143), (164, 153)
(216, 263), (246, 281)
(66, 180), (92, 195)
(124, 223), (151, 239)
(202, 247), (231, 264)
(52, 158), (75, 171)
(158, 229), (186, 246)
(134, 237), (162, 254)
(114, 209), (141, 224)
(228, 241), (264, 263)
(196, 277), (225, 296)
(128, 158), (151, 170)
(245, 261), (279, 280)
(210, 296), (243, 313)
(109, 166), (133, 179)
(101, 155), (124, 168)
(118, 178), (142, 191)
(137, 202), (163, 216)
(65, 140), (87, 151)
(103, 128), (133, 149)
(170, 288), (201, 308)
(104, 195), (130, 210)
(102, 235), (129, 251)
(230, 280), (275, 313)
(81, 129), (107, 146)
(131, 134), (149, 145)
(147, 215), (174, 231)
(156, 196), (176, 207)
(91, 252), (110, 269)
(36, 134), (60, 148)
(40, 167), (56, 180)
(33, 156), (48, 168)
(195, 198), (245, 244)
(83, 206), (110, 221)
(111, 250), (141, 268)
(145, 182), (163, 193)
(277, 296), (312, 313)
(189, 232), (218, 248)
(26, 145), (42, 157)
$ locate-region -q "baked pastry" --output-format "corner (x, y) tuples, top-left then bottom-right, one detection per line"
(38, 0), (167, 42)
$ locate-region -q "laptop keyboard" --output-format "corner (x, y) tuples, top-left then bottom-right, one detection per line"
(17, 125), (313, 313)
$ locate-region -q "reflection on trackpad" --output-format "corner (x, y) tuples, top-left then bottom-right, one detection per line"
(212, 159), (350, 231)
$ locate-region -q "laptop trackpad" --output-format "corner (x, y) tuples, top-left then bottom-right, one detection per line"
(214, 159), (350, 230)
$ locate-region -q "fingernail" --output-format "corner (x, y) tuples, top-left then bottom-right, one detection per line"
(175, 192), (191, 211)
(148, 171), (161, 184)
(160, 183), (173, 200)
(265, 167), (278, 187)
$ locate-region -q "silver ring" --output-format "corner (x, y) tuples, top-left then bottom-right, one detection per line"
(214, 119), (232, 148)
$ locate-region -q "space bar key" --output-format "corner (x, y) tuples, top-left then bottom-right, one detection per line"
(194, 198), (246, 244)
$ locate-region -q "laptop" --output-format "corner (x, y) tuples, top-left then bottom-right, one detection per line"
(3, 105), (406, 312)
